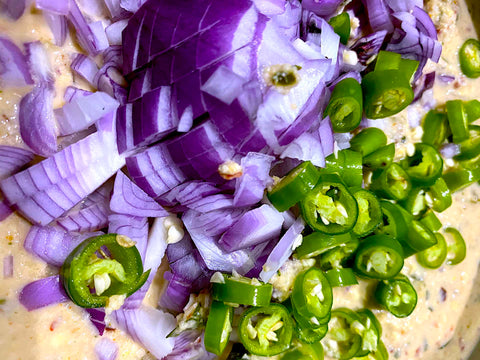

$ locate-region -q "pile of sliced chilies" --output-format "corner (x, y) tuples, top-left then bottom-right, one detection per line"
(0, 0), (479, 359)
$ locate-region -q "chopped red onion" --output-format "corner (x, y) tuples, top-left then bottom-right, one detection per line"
(25, 42), (54, 85)
(352, 30), (388, 64)
(111, 305), (176, 359)
(1, 123), (125, 225)
(233, 152), (275, 207)
(95, 63), (128, 103)
(94, 337), (118, 360)
(125, 143), (187, 199)
(280, 131), (326, 167)
(68, 0), (102, 55)
(183, 208), (267, 273)
(0, 145), (33, 180)
(440, 143), (461, 159)
(413, 71), (436, 102)
(19, 85), (58, 157)
(71, 54), (99, 87)
(56, 92), (119, 136)
(35, 0), (70, 15)
(413, 5), (438, 40)
(19, 275), (69, 311)
(0, 0), (26, 20)
(43, 12), (68, 47)
(218, 204), (284, 252)
(110, 171), (169, 218)
(362, 0), (394, 33)
(252, 0), (286, 16)
(55, 183), (112, 233)
(259, 217), (305, 282)
(89, 21), (110, 52)
(0, 200), (13, 222)
(0, 36), (33, 87)
(24, 225), (103, 267)
(200, 65), (247, 105)
(158, 272), (192, 313)
(108, 214), (149, 260)
(3, 255), (13, 278)
(64, 86), (92, 102)
(86, 307), (107, 336)
(302, 0), (343, 16)
(438, 74), (455, 84)
(163, 330), (215, 360)
(106, 20), (129, 45)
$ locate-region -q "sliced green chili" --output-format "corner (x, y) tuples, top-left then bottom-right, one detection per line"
(459, 38), (480, 78)
(375, 275), (417, 318)
(405, 220), (437, 255)
(374, 51), (402, 72)
(61, 234), (149, 308)
(292, 268), (333, 321)
(204, 301), (233, 355)
(352, 340), (388, 360)
(362, 70), (414, 119)
(324, 149), (364, 187)
(446, 100), (470, 144)
(374, 201), (409, 241)
(363, 143), (395, 170)
(318, 236), (359, 271)
(401, 143), (443, 186)
(353, 235), (404, 280)
(349, 127), (387, 157)
(321, 308), (363, 360)
(422, 110), (450, 147)
(325, 78), (363, 133)
(300, 173), (359, 235)
(465, 99), (480, 122)
(416, 232), (447, 269)
(238, 304), (294, 356)
(295, 232), (355, 259)
(329, 12), (351, 45)
(400, 187), (428, 219)
(454, 125), (480, 160)
(211, 274), (272, 306)
(354, 309), (382, 357)
(445, 227), (467, 265)
(425, 177), (452, 212)
(268, 161), (320, 212)
(443, 167), (480, 192)
(325, 268), (358, 287)
(281, 341), (325, 360)
(370, 163), (412, 201)
(351, 188), (382, 237)
(398, 58), (420, 83)
(419, 210), (442, 232)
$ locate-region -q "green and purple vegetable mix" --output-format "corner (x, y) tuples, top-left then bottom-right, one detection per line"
(1, 0), (477, 359)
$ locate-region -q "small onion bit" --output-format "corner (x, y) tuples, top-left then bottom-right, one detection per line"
(3, 255), (13, 278)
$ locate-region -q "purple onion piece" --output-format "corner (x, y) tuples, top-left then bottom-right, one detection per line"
(440, 143), (461, 159)
(259, 217), (305, 282)
(111, 305), (176, 359)
(3, 255), (13, 278)
(110, 171), (169, 218)
(218, 204), (284, 252)
(43, 12), (68, 47)
(0, 36), (33, 87)
(0, 0), (26, 20)
(94, 338), (119, 360)
(19, 275), (69, 311)
(19, 85), (58, 157)
(86, 307), (107, 336)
